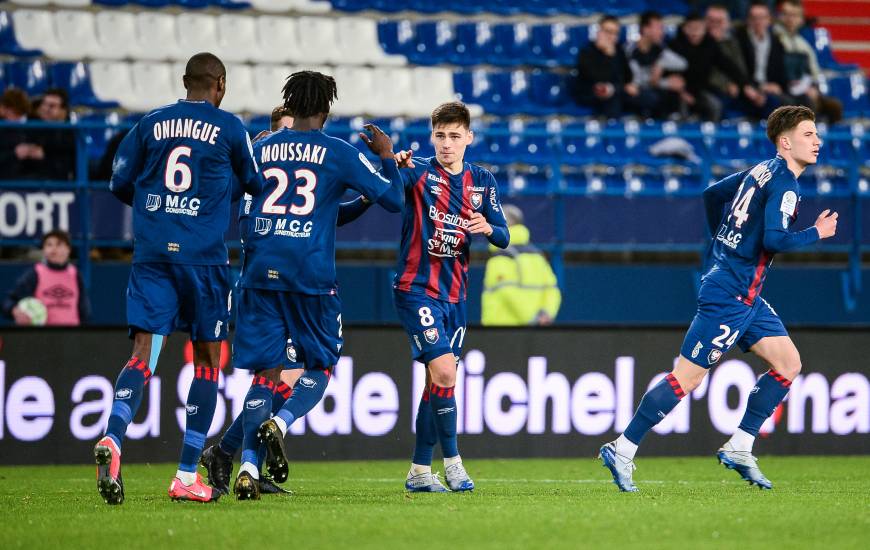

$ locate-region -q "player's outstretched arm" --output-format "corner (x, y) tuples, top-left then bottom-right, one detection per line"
(763, 208), (837, 253)
(354, 123), (405, 213)
(231, 120), (265, 197)
(337, 196), (372, 226)
(702, 169), (747, 235)
(108, 124), (144, 206)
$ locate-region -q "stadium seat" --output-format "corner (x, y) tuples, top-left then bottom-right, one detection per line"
(0, 10), (42, 56)
(176, 13), (219, 59)
(529, 23), (588, 66)
(52, 10), (100, 60)
(50, 61), (119, 108)
(11, 9), (60, 58)
(5, 59), (50, 97)
(408, 21), (455, 65)
(89, 60), (135, 105)
(827, 73), (868, 118)
(332, 65), (375, 116)
(295, 17), (339, 65)
(134, 12), (183, 61)
(52, 0), (92, 6)
(291, 0), (331, 13)
(377, 19), (415, 59)
(255, 16), (298, 65)
(561, 119), (606, 165)
(8, 0), (51, 5)
(247, 0), (294, 11)
(490, 23), (533, 66)
(368, 66), (415, 117)
(251, 63), (294, 113)
(214, 15), (264, 63)
(411, 67), (456, 118)
(335, 17), (405, 66)
(94, 11), (139, 60)
(449, 22), (496, 66)
(803, 26), (859, 72)
(80, 111), (121, 163)
(128, 61), (177, 111)
(221, 63), (256, 113)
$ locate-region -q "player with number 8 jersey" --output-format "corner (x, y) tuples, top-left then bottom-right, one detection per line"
(599, 106), (839, 493)
(96, 54), (264, 505)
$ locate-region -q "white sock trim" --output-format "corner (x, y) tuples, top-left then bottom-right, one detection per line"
(410, 463), (431, 476)
(728, 428), (756, 452)
(273, 416), (288, 436)
(240, 461), (259, 480)
(175, 469), (196, 486)
(615, 434), (639, 461)
(444, 455), (462, 467)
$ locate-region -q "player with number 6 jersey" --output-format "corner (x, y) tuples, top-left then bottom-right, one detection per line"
(392, 102), (510, 493)
(599, 106), (839, 493)
(95, 53), (264, 505)
(231, 71), (405, 500)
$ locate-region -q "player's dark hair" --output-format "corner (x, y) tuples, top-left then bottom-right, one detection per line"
(41, 229), (71, 248)
(639, 10), (662, 29)
(431, 101), (471, 130)
(281, 71), (337, 119)
(270, 105), (291, 131)
(183, 52), (226, 92)
(766, 105), (815, 144)
(599, 14), (619, 27)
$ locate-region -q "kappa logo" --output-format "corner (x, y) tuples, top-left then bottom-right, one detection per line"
(424, 327), (439, 344)
(246, 399), (266, 409)
(691, 341), (703, 359)
(185, 404), (199, 415)
(146, 194), (161, 212)
(299, 377), (317, 388)
(708, 349), (723, 365)
(255, 217), (273, 236)
(427, 172), (447, 185)
(115, 388), (132, 400)
(470, 192), (482, 209)
(286, 342), (297, 363)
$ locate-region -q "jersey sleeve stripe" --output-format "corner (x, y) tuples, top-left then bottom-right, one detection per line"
(397, 175), (426, 290)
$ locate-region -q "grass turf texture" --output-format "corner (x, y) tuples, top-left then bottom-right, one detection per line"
(1, 457), (867, 549)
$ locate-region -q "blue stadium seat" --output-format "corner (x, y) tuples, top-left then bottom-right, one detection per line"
(508, 169), (552, 193)
(80, 111), (122, 163)
(820, 123), (857, 166)
(801, 26), (859, 72)
(529, 24), (589, 66)
(377, 20), (413, 57)
(602, 119), (644, 166)
(560, 120), (607, 165)
(50, 62), (119, 109)
(409, 21), (455, 65)
(489, 23), (534, 66)
(710, 120), (758, 168)
(0, 11), (41, 57)
(5, 60), (50, 97)
(453, 70), (511, 115)
(827, 74), (868, 118)
(332, 0), (373, 12)
(449, 22), (496, 66)
(247, 114), (271, 132)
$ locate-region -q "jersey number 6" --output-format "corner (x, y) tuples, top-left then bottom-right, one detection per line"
(262, 168), (318, 216)
(165, 146), (193, 192)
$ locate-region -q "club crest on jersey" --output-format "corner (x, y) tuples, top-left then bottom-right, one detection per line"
(286, 342), (297, 363)
(708, 349), (723, 365)
(146, 194), (161, 212)
(255, 217), (273, 235)
(691, 341), (703, 359)
(470, 192), (483, 210)
(424, 328), (439, 344)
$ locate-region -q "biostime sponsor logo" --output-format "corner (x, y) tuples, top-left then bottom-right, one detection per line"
(0, 354), (867, 443)
(428, 206), (468, 229)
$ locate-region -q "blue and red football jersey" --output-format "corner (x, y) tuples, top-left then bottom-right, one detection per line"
(393, 157), (509, 303)
(703, 155), (819, 304)
(110, 99), (262, 265)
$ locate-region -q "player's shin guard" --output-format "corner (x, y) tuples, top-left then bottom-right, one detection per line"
(275, 369), (330, 431)
(178, 365), (220, 473)
(623, 374), (685, 446)
(240, 377), (275, 478)
(428, 383), (459, 459)
(412, 388), (438, 466)
(738, 369), (791, 437)
(104, 356), (152, 450)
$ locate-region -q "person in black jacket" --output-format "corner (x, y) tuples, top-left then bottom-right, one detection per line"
(735, 0), (810, 118)
(669, 12), (756, 121)
(573, 15), (639, 119)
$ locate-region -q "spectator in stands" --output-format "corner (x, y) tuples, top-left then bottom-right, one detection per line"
(625, 11), (689, 119)
(481, 204), (561, 326)
(706, 5), (752, 104)
(669, 12), (751, 120)
(573, 15), (639, 119)
(30, 88), (77, 181)
(2, 229), (90, 326)
(0, 87), (34, 180)
(735, 1), (810, 117)
(1, 88), (76, 181)
(775, 0), (843, 122)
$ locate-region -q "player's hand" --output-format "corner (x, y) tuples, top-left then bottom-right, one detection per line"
(12, 306), (31, 326)
(359, 123), (395, 160)
(395, 149), (415, 168)
(468, 212), (493, 236)
(814, 209), (838, 239)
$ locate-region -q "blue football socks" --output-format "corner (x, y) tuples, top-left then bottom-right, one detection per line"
(178, 365), (220, 473)
(623, 373), (685, 445)
(105, 356), (152, 450)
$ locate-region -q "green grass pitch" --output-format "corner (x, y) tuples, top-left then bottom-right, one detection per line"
(1, 457), (867, 549)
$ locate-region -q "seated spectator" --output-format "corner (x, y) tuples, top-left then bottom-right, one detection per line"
(0, 87), (40, 180)
(775, 0), (843, 122)
(625, 10), (689, 119)
(736, 1), (810, 117)
(31, 88), (76, 181)
(669, 12), (751, 121)
(706, 5), (752, 104)
(573, 15), (639, 119)
(2, 229), (90, 326)
(1, 88), (75, 181)
(481, 205), (561, 326)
